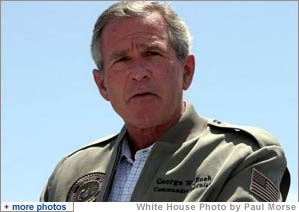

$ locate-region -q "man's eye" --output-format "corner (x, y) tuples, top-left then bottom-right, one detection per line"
(146, 51), (160, 56)
(115, 56), (130, 63)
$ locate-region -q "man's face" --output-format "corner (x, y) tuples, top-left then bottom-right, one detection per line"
(94, 13), (194, 129)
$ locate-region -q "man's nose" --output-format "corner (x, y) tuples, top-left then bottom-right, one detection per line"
(129, 59), (150, 81)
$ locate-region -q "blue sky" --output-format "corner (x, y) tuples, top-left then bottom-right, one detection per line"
(1, 1), (298, 201)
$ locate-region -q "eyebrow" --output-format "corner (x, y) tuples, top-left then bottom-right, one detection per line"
(140, 42), (167, 52)
(108, 42), (167, 62)
(109, 49), (129, 62)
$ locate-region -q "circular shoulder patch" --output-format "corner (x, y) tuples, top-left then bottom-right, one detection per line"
(67, 172), (105, 202)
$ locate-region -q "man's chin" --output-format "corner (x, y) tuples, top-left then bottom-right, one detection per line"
(125, 115), (161, 129)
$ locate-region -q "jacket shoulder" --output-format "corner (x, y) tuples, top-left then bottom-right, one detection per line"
(41, 133), (119, 201)
(207, 119), (280, 148)
(208, 119), (290, 201)
(67, 133), (118, 157)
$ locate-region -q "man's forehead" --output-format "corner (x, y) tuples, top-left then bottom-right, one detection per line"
(102, 14), (170, 60)
(124, 31), (167, 41)
(121, 39), (166, 48)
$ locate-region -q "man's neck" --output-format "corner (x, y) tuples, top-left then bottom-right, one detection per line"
(125, 102), (186, 155)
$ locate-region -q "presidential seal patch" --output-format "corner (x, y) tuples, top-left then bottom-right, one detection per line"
(249, 168), (280, 202)
(67, 172), (105, 202)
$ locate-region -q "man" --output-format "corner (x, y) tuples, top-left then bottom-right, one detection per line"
(40, 1), (290, 202)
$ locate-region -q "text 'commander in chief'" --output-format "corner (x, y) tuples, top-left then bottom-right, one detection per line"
(40, 1), (290, 202)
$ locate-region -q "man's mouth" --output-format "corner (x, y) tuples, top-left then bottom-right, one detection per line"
(133, 92), (154, 98)
(129, 92), (157, 102)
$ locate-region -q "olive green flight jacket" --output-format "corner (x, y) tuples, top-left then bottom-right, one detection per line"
(40, 103), (290, 202)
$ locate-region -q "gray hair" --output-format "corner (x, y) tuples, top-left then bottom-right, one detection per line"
(91, 1), (192, 71)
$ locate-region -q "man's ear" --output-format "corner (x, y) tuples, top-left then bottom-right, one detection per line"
(93, 69), (110, 101)
(182, 54), (195, 90)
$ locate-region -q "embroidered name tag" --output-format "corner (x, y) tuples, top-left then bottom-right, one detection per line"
(67, 172), (105, 202)
(249, 168), (279, 202)
(153, 175), (212, 194)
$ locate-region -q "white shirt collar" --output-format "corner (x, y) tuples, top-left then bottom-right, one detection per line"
(120, 136), (154, 162)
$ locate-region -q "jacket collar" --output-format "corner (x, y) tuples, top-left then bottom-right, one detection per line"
(121, 100), (208, 145)
(156, 100), (208, 144)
